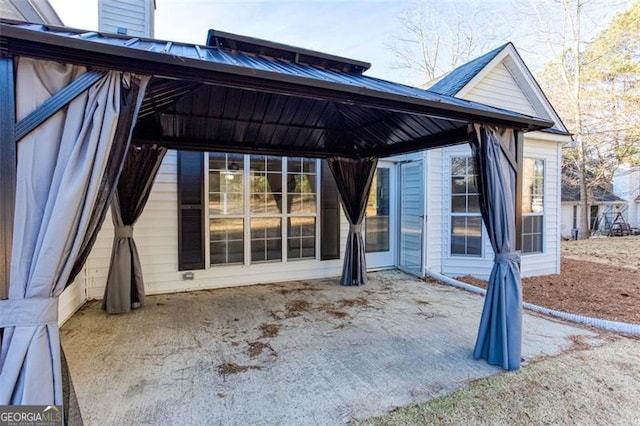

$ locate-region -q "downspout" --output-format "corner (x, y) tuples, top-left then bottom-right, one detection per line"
(423, 268), (640, 336)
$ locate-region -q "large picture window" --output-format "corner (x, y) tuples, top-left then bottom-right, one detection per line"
(208, 153), (318, 266)
(450, 156), (482, 256)
(522, 158), (544, 254)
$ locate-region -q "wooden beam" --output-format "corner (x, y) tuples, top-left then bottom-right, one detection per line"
(0, 56), (16, 301)
(15, 70), (105, 142)
(514, 130), (524, 252)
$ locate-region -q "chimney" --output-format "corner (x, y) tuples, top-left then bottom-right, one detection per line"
(98, 0), (155, 38)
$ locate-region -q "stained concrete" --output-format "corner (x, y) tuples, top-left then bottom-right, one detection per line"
(61, 271), (602, 425)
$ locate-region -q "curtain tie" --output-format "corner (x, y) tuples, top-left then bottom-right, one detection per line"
(0, 297), (59, 327)
(115, 225), (133, 238)
(494, 252), (520, 264)
(349, 223), (363, 233)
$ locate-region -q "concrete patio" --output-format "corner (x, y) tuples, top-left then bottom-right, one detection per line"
(61, 271), (602, 425)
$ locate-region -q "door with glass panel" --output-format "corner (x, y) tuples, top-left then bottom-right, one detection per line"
(365, 162), (396, 269)
(398, 160), (424, 276)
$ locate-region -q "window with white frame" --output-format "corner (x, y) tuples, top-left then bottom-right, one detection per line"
(286, 158), (317, 260)
(209, 153), (245, 265)
(522, 158), (544, 254)
(450, 156), (482, 256)
(208, 153), (318, 266)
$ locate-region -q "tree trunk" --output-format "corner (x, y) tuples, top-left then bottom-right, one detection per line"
(570, 0), (590, 240)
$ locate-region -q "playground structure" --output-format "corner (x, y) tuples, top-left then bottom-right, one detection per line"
(592, 205), (637, 236)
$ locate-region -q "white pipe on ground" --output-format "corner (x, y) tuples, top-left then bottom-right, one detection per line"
(423, 268), (640, 336)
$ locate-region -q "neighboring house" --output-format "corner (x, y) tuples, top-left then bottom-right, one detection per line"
(0, 0), (62, 24)
(560, 180), (626, 239)
(613, 164), (640, 229)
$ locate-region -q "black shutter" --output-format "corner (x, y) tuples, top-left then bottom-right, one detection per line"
(320, 160), (340, 260)
(177, 151), (205, 270)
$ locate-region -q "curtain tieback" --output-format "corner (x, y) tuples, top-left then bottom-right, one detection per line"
(349, 223), (363, 233)
(0, 297), (59, 327)
(115, 225), (133, 238)
(494, 252), (520, 264)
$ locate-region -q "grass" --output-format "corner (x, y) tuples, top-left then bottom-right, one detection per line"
(356, 338), (640, 426)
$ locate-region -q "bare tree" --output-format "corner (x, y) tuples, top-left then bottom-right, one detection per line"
(534, 0), (639, 238)
(388, 1), (509, 85)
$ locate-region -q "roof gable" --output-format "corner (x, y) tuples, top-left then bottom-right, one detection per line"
(429, 43), (570, 135)
(428, 43), (508, 96)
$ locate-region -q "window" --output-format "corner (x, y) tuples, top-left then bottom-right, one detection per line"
(208, 153), (318, 266)
(522, 158), (544, 254)
(250, 155), (283, 262)
(287, 158), (317, 260)
(365, 168), (390, 253)
(450, 156), (482, 256)
(209, 153), (245, 265)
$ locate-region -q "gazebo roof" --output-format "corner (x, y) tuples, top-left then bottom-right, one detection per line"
(0, 19), (553, 158)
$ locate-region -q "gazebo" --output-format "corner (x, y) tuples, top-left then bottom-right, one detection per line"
(0, 19), (552, 420)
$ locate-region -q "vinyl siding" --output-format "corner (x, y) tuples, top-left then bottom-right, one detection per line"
(427, 137), (561, 280)
(58, 271), (87, 325)
(560, 203), (576, 239)
(98, 0), (153, 37)
(464, 62), (539, 117)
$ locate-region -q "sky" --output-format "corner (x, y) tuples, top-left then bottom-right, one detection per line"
(48, 0), (634, 87)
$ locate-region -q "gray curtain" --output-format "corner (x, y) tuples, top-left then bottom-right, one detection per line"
(103, 143), (167, 314)
(0, 58), (148, 410)
(470, 124), (522, 370)
(327, 157), (377, 286)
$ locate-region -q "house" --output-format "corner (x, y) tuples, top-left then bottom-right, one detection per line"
(560, 180), (626, 238)
(613, 164), (640, 230)
(415, 43), (573, 278)
(50, 39), (571, 323)
(1, 4), (559, 404)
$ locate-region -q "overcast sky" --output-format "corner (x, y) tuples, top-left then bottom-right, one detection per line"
(48, 0), (633, 86)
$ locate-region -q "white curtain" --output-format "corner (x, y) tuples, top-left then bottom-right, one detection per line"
(0, 57), (148, 405)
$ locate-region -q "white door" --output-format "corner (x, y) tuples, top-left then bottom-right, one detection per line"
(365, 162), (396, 269)
(399, 161), (423, 276)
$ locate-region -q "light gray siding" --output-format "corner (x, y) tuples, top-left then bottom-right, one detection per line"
(464, 62), (538, 117)
(429, 137), (562, 280)
(98, 0), (154, 37)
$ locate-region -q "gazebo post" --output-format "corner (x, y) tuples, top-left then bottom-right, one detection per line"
(0, 55), (16, 303)
(514, 130), (524, 251)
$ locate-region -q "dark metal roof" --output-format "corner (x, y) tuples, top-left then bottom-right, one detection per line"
(561, 181), (625, 203)
(1, 20), (554, 158)
(206, 29), (371, 74)
(429, 43), (509, 96)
